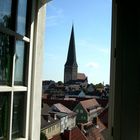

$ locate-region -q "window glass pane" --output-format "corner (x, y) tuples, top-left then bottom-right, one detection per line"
(16, 0), (27, 35)
(0, 0), (12, 28)
(14, 41), (25, 85)
(0, 93), (10, 140)
(12, 92), (26, 139)
(0, 33), (13, 85)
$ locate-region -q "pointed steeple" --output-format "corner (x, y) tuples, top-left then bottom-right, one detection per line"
(65, 25), (78, 67)
(64, 25), (78, 83)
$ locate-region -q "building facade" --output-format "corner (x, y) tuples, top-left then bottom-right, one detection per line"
(73, 99), (101, 123)
(0, 0), (51, 140)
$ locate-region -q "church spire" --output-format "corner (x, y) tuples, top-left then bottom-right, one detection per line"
(64, 25), (78, 83)
(65, 25), (78, 67)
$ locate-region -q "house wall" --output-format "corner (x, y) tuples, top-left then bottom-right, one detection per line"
(87, 110), (98, 122)
(60, 116), (68, 133)
(109, 1), (140, 140)
(87, 85), (95, 92)
(73, 104), (88, 123)
(67, 116), (76, 129)
(43, 122), (61, 139)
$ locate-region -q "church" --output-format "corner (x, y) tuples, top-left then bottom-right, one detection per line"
(64, 26), (88, 88)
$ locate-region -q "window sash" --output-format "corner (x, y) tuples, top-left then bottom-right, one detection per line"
(0, 0), (31, 139)
(0, 27), (30, 42)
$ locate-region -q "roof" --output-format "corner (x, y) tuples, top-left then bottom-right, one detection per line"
(85, 118), (106, 140)
(41, 103), (51, 115)
(96, 99), (108, 108)
(42, 80), (55, 85)
(41, 104), (60, 129)
(41, 114), (60, 130)
(51, 103), (76, 117)
(77, 73), (87, 80)
(98, 107), (108, 127)
(50, 134), (62, 140)
(65, 79), (87, 85)
(55, 112), (68, 119)
(49, 126), (87, 140)
(67, 90), (80, 96)
(65, 25), (78, 67)
(63, 127), (87, 140)
(43, 99), (79, 110)
(80, 99), (100, 113)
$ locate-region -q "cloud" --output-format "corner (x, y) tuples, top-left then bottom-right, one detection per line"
(86, 62), (100, 69)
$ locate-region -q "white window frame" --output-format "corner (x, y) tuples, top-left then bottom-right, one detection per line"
(0, 0), (49, 140)
(0, 19), (30, 140)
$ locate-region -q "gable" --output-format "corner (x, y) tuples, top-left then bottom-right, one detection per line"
(73, 103), (87, 114)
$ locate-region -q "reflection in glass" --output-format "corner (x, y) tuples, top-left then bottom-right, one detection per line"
(0, 0), (12, 28)
(14, 41), (25, 85)
(0, 33), (12, 85)
(0, 93), (10, 140)
(12, 92), (26, 139)
(16, 0), (27, 35)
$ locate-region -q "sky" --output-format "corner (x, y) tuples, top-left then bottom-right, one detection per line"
(43, 0), (112, 84)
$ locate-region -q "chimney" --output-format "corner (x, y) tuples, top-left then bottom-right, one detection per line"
(49, 112), (57, 120)
(43, 114), (51, 122)
(92, 117), (97, 126)
(63, 129), (71, 140)
(78, 123), (85, 131)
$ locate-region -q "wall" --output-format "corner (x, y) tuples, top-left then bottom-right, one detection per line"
(109, 1), (140, 140)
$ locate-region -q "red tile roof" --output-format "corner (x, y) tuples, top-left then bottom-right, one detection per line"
(85, 118), (106, 140)
(96, 99), (108, 108)
(50, 134), (62, 140)
(80, 99), (100, 113)
(98, 107), (108, 127)
(52, 103), (73, 114)
(43, 99), (79, 110)
(51, 103), (76, 117)
(63, 127), (87, 140)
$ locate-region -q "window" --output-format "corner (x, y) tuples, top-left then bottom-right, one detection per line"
(48, 127), (51, 133)
(14, 41), (26, 85)
(12, 92), (26, 139)
(0, 0), (30, 139)
(0, 33), (13, 85)
(52, 126), (55, 131)
(80, 109), (83, 113)
(0, 0), (12, 29)
(57, 123), (59, 128)
(0, 0), (29, 86)
(0, 93), (10, 140)
(76, 109), (79, 113)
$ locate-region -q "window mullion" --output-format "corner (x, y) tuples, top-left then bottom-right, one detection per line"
(9, 91), (14, 140)
(24, 24), (34, 138)
(9, 44), (16, 140)
(12, 50), (16, 87)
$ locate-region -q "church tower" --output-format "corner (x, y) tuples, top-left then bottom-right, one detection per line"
(64, 25), (78, 83)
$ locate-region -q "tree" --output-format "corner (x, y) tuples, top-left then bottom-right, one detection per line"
(57, 81), (63, 85)
(40, 132), (47, 140)
(95, 83), (104, 89)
